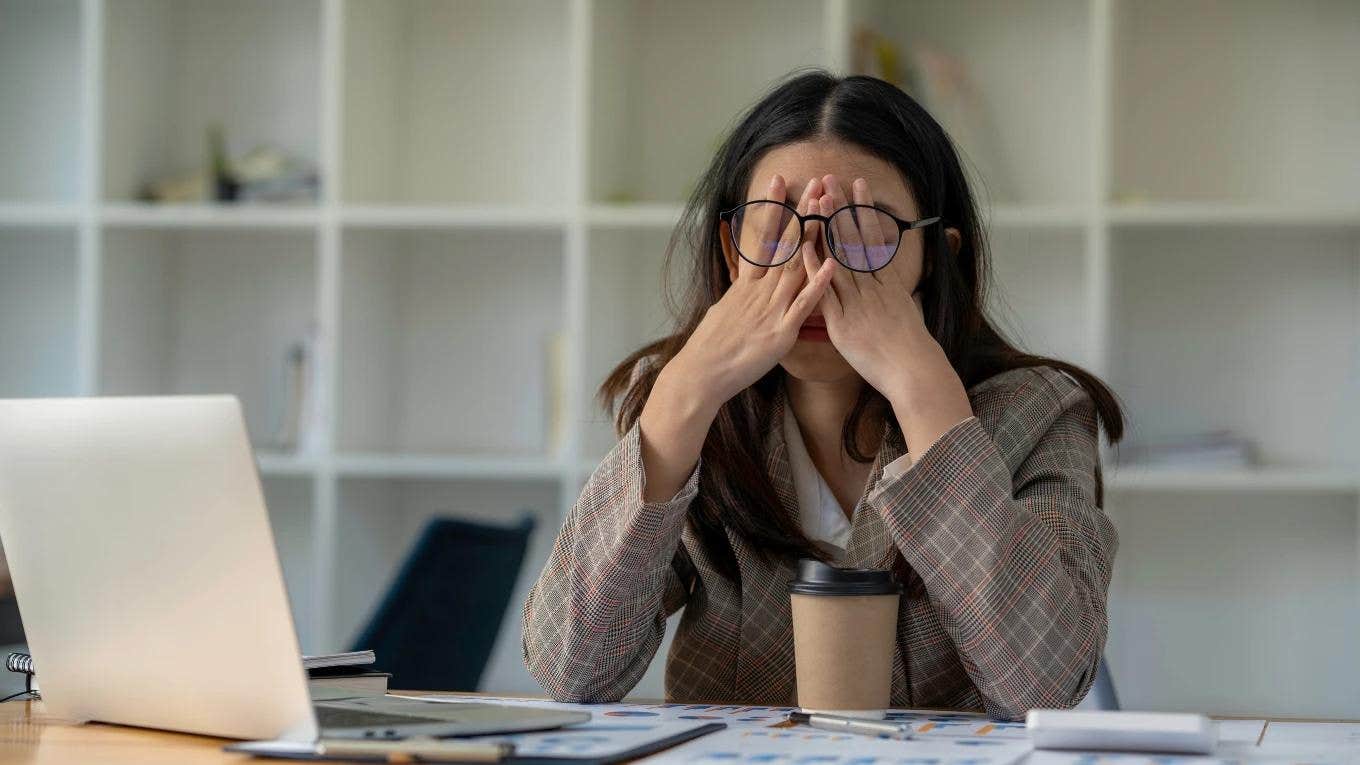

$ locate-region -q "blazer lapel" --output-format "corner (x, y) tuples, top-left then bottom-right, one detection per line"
(764, 380), (912, 571)
(763, 385), (799, 524)
(843, 416), (908, 570)
(726, 384), (800, 703)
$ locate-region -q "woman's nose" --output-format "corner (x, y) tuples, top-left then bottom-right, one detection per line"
(804, 220), (829, 260)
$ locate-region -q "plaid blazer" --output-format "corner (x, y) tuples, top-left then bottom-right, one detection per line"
(522, 364), (1116, 721)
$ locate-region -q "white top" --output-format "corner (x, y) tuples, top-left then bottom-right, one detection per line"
(782, 402), (914, 560)
(783, 372), (1085, 557)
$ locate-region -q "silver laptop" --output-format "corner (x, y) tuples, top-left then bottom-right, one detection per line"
(0, 395), (587, 741)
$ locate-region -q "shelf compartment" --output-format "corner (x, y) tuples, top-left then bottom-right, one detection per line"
(1106, 491), (1360, 718)
(101, 202), (320, 229)
(0, 0), (83, 203)
(1107, 202), (1360, 229)
(256, 451), (320, 478)
(581, 227), (675, 461)
(341, 0), (571, 205)
(335, 453), (563, 481)
(0, 204), (83, 227)
(102, 0), (321, 202)
(262, 476), (319, 653)
(338, 227), (565, 456)
(1106, 466), (1359, 494)
(333, 476), (558, 694)
(985, 227), (1094, 371)
(1111, 0), (1360, 206)
(847, 0), (1092, 206)
(1109, 226), (1360, 471)
(585, 203), (685, 229)
(99, 227), (318, 449)
(0, 227), (80, 397)
(340, 205), (570, 230)
(588, 0), (826, 205)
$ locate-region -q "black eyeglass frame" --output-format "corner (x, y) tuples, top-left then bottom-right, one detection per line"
(718, 199), (943, 273)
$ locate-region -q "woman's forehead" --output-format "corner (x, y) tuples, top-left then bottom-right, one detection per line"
(746, 140), (913, 209)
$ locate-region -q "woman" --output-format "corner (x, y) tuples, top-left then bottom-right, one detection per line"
(521, 70), (1123, 720)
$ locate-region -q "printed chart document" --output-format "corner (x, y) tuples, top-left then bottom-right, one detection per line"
(400, 696), (1360, 764)
(404, 696), (1026, 737)
(1260, 722), (1360, 747)
(642, 726), (1033, 765)
(1216, 719), (1268, 745)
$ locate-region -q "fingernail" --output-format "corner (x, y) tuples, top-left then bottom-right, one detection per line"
(769, 174), (782, 190)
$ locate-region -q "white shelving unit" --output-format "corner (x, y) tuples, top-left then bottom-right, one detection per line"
(0, 0), (1356, 713)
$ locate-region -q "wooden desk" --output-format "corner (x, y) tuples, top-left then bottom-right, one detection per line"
(1, 698), (242, 764)
(2, 696), (1356, 764)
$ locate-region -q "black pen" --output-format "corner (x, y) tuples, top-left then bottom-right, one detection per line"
(788, 711), (914, 740)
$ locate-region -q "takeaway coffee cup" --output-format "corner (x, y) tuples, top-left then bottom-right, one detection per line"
(788, 558), (902, 719)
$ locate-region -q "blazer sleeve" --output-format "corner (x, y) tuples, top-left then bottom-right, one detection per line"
(867, 371), (1117, 720)
(521, 380), (702, 702)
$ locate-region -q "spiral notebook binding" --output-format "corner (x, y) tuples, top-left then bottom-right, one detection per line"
(4, 653), (33, 676)
(2, 653), (38, 702)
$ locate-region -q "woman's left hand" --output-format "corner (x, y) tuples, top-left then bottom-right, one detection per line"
(805, 174), (974, 456)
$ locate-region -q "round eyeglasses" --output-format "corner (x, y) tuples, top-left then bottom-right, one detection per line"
(719, 199), (942, 273)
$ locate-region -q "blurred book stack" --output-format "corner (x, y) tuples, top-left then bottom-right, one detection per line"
(851, 26), (1017, 203)
(1118, 431), (1259, 470)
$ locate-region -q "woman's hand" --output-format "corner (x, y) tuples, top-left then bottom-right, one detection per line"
(809, 174), (973, 456)
(669, 174), (837, 409)
(637, 174), (835, 503)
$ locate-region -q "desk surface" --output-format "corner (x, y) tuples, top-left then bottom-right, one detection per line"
(2, 695), (1357, 764)
(2, 697), (242, 764)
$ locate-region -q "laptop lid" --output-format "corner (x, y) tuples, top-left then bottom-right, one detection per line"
(0, 395), (317, 741)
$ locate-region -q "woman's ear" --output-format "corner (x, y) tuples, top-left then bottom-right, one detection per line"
(719, 220), (740, 282)
(945, 226), (961, 257)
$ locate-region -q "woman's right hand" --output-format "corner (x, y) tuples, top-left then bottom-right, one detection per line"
(635, 175), (835, 503)
(668, 174), (836, 407)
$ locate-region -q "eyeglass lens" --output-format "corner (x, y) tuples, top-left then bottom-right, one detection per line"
(731, 201), (801, 266)
(731, 201), (902, 272)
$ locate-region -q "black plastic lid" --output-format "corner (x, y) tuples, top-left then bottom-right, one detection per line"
(787, 559), (901, 596)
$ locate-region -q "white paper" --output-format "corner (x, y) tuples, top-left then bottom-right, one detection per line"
(1216, 719), (1268, 745)
(1026, 748), (1355, 765)
(641, 726), (1033, 765)
(1259, 722), (1360, 748)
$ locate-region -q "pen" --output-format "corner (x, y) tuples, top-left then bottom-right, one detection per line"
(316, 737), (514, 762)
(788, 711), (914, 740)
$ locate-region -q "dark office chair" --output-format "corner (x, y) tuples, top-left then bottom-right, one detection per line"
(350, 513), (536, 691)
(1091, 655), (1121, 710)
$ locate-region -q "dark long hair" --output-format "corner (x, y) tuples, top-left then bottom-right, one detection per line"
(598, 70), (1124, 579)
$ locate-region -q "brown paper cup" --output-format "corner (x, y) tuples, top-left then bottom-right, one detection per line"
(788, 559), (901, 719)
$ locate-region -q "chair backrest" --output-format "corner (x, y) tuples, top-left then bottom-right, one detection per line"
(1090, 655), (1121, 710)
(350, 514), (536, 691)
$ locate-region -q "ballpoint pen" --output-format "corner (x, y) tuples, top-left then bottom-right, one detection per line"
(788, 711), (914, 740)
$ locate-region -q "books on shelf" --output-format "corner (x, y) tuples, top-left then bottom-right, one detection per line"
(261, 327), (318, 456)
(851, 26), (1018, 203)
(1117, 431), (1258, 470)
